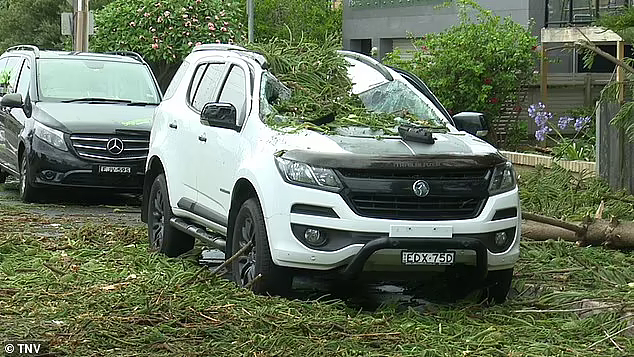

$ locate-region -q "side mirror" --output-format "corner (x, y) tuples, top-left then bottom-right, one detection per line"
(0, 93), (23, 108)
(200, 102), (239, 130)
(452, 112), (489, 138)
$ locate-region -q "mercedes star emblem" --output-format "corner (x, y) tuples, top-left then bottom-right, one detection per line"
(106, 138), (124, 155)
(412, 180), (430, 197)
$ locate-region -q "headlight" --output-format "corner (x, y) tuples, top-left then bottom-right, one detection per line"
(488, 161), (516, 195)
(274, 156), (343, 192)
(34, 121), (68, 151)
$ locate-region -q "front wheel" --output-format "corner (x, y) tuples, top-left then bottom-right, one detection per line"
(231, 197), (292, 295)
(19, 154), (40, 203)
(481, 268), (513, 304)
(147, 173), (194, 257)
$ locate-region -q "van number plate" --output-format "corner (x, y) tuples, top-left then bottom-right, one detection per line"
(99, 166), (132, 174)
(401, 251), (455, 265)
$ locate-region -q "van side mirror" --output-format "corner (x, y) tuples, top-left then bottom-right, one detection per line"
(0, 93), (23, 108)
(452, 112), (489, 138)
(200, 102), (239, 131)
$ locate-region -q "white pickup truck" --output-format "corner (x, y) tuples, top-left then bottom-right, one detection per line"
(141, 44), (520, 303)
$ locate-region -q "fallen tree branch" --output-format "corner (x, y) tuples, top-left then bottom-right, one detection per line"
(522, 212), (586, 235)
(587, 325), (634, 349)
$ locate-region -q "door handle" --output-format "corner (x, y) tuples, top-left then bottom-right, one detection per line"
(198, 134), (207, 142)
(169, 122), (178, 129)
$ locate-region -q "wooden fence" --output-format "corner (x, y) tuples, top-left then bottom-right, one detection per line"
(596, 102), (634, 194)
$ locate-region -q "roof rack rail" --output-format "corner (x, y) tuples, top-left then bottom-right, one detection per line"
(6, 45), (40, 58)
(337, 50), (393, 81)
(104, 51), (146, 63)
(191, 43), (269, 68)
(192, 44), (248, 52)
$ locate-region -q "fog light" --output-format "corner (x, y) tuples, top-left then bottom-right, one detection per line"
(304, 228), (327, 246)
(494, 231), (508, 247)
(41, 170), (56, 180)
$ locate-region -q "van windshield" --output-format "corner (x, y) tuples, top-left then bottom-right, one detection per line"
(37, 58), (161, 104)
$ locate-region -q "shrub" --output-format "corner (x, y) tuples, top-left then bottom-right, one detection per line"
(91, 0), (247, 88)
(383, 0), (537, 133)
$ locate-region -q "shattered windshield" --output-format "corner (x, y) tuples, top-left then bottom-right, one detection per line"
(357, 80), (446, 127)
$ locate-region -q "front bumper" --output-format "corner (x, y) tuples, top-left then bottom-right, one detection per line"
(28, 136), (144, 192)
(262, 174), (520, 273)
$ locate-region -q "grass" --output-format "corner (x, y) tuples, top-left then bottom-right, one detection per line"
(1, 201), (633, 356)
(518, 165), (634, 222)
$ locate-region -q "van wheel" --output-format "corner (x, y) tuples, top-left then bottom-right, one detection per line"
(147, 173), (194, 257)
(0, 171), (7, 184)
(19, 154), (40, 203)
(481, 268), (513, 304)
(231, 197), (291, 295)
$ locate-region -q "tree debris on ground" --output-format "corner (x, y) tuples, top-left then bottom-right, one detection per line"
(519, 165), (634, 249)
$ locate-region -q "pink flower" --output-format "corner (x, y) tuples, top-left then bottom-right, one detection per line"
(157, 16), (163, 22)
(183, 14), (188, 19)
(184, 21), (191, 27)
(220, 10), (225, 17)
(208, 23), (216, 31)
(192, 18), (198, 23)
(186, 32), (190, 36)
(150, 27), (156, 32)
(216, 39), (221, 43)
(144, 12), (150, 17)
(221, 27), (228, 32)
(151, 43), (159, 49)
(215, 15), (219, 20)
(223, 21), (229, 26)
(163, 10), (170, 17)
(195, 41), (202, 46)
(168, 26), (173, 30)
(155, 2), (161, 7)
(129, 21), (136, 27)
(205, 16), (211, 20)
(188, 41), (193, 46)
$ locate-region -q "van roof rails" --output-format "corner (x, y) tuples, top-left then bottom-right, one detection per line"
(6, 45), (40, 58)
(103, 51), (146, 63)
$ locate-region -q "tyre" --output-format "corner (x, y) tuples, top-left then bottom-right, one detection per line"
(0, 170), (7, 184)
(147, 173), (194, 257)
(481, 268), (513, 304)
(19, 154), (40, 203)
(231, 197), (292, 295)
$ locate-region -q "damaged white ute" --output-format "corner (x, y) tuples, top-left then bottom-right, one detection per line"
(142, 44), (521, 303)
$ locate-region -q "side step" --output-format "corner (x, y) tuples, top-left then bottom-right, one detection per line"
(170, 217), (226, 252)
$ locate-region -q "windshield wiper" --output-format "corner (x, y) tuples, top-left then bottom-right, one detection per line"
(61, 98), (132, 104)
(127, 102), (158, 106)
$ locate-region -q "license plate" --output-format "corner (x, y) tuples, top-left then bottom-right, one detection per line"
(99, 165), (132, 174)
(401, 251), (455, 266)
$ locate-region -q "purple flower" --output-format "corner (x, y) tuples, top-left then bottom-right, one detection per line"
(574, 116), (591, 132)
(535, 126), (552, 141)
(558, 116), (573, 130)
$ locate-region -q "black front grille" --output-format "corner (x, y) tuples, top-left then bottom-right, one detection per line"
(70, 132), (150, 161)
(338, 167), (491, 221)
(62, 173), (143, 189)
(347, 193), (486, 220)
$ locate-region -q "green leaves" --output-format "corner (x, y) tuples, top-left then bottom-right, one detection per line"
(383, 0), (537, 125)
(91, 0), (247, 65)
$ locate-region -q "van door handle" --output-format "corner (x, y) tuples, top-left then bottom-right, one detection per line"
(198, 134), (207, 142)
(169, 122), (178, 129)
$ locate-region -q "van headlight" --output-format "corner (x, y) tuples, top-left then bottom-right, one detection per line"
(274, 156), (343, 192)
(488, 161), (516, 195)
(34, 121), (68, 151)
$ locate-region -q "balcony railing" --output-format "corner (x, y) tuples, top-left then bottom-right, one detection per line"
(545, 0), (631, 27)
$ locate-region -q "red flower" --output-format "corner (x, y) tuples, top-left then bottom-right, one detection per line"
(421, 45), (428, 52)
(483, 78), (493, 85)
(490, 98), (499, 104)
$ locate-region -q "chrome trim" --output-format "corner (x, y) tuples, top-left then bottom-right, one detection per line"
(72, 144), (107, 151)
(77, 152), (147, 161)
(70, 136), (109, 142)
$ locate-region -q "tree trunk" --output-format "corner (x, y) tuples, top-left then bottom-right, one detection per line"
(521, 212), (634, 249)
